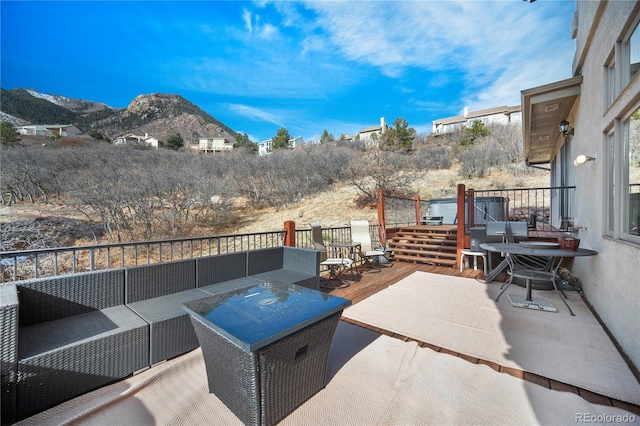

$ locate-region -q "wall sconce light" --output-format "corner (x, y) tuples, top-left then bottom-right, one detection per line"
(573, 154), (597, 166)
(559, 119), (574, 137)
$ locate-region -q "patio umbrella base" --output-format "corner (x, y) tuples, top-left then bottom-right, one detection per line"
(507, 294), (557, 312)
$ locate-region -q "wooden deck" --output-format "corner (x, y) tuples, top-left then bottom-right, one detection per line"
(320, 260), (488, 304)
(319, 260), (640, 415)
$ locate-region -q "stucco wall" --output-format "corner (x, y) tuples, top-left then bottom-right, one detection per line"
(567, 0), (640, 371)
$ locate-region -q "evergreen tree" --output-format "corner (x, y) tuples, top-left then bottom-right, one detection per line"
(459, 120), (490, 147)
(165, 133), (184, 150)
(271, 127), (291, 151)
(235, 132), (258, 153)
(0, 121), (20, 146)
(320, 129), (335, 144)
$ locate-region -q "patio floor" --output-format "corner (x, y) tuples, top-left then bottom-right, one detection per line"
(15, 260), (640, 424)
(323, 260), (640, 415)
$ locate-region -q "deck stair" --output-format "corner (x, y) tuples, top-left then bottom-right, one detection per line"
(388, 225), (458, 267)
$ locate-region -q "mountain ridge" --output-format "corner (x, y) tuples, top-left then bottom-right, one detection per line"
(0, 88), (238, 145)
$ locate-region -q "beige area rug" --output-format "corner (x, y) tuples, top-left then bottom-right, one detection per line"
(343, 271), (640, 406)
(18, 322), (637, 426)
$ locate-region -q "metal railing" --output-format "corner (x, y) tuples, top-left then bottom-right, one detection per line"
(1, 230), (285, 282)
(381, 187), (576, 229)
(1, 223), (386, 282)
(471, 186), (576, 230)
(1, 186), (575, 281)
(383, 196), (428, 226)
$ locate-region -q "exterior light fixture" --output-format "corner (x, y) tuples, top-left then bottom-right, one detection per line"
(559, 119), (574, 137)
(573, 154), (597, 166)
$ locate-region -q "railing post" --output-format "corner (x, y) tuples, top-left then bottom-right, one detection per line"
(283, 220), (296, 247)
(413, 195), (421, 225)
(468, 188), (475, 227)
(456, 183), (466, 268)
(377, 188), (387, 247)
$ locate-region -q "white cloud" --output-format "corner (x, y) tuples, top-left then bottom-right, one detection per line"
(225, 103), (284, 128)
(298, 0), (575, 107)
(242, 8), (253, 33)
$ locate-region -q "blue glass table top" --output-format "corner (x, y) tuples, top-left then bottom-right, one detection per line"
(183, 281), (351, 352)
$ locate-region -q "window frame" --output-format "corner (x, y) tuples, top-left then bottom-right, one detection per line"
(619, 106), (640, 244)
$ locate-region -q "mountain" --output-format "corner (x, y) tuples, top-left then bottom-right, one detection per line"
(0, 88), (238, 144)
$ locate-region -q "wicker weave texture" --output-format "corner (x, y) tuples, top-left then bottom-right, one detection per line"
(1, 283), (18, 424)
(190, 315), (261, 425)
(247, 248), (284, 276)
(17, 306), (149, 420)
(127, 288), (208, 365)
(17, 269), (126, 327)
(197, 252), (247, 287)
(258, 312), (341, 425)
(282, 247), (320, 278)
(189, 311), (342, 426)
(126, 259), (196, 303)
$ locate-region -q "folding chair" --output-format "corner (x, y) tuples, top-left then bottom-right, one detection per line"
(310, 222), (355, 288)
(349, 220), (384, 272)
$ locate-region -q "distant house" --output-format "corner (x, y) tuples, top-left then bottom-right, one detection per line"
(257, 135), (305, 156)
(356, 117), (388, 148)
(112, 133), (160, 149)
(192, 137), (234, 153)
(16, 124), (83, 138)
(432, 105), (521, 135)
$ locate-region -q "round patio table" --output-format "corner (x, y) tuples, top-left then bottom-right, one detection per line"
(480, 242), (597, 315)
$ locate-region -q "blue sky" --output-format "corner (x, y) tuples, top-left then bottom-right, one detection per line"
(1, 0), (576, 142)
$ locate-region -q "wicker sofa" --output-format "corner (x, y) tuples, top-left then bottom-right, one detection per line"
(0, 246), (320, 424)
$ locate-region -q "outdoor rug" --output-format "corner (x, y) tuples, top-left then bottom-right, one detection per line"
(17, 321), (637, 425)
(343, 271), (640, 406)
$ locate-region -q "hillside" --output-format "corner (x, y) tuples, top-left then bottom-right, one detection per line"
(0, 88), (237, 144)
(1, 166), (549, 250)
(226, 167), (549, 235)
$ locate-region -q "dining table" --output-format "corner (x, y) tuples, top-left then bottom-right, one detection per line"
(480, 242), (597, 314)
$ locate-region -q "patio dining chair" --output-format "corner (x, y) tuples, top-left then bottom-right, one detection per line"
(310, 222), (354, 288)
(349, 220), (384, 272)
(497, 223), (575, 315)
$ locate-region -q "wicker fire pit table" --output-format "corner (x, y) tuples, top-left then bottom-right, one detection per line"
(183, 281), (350, 426)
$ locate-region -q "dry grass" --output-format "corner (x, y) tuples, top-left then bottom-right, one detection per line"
(1, 166), (551, 245)
(224, 167), (549, 234)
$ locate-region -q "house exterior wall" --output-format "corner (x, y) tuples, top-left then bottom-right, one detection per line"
(198, 137), (232, 153)
(257, 136), (304, 156)
(565, 0), (640, 369)
(17, 124), (82, 137)
(432, 106), (521, 135)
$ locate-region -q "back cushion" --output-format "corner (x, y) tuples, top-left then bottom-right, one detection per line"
(18, 269), (125, 327)
(197, 252), (247, 287)
(126, 259), (196, 303)
(247, 247), (284, 276)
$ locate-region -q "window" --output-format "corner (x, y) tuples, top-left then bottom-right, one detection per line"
(605, 55), (616, 109)
(624, 110), (640, 237)
(626, 21), (640, 84)
(606, 132), (615, 235)
(630, 30), (640, 82)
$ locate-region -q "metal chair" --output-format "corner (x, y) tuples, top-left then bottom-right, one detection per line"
(497, 223), (575, 315)
(349, 220), (384, 272)
(310, 222), (355, 288)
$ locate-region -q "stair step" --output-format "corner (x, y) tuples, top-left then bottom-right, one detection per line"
(392, 248), (457, 259)
(388, 225), (459, 268)
(390, 237), (457, 246)
(394, 254), (457, 266)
